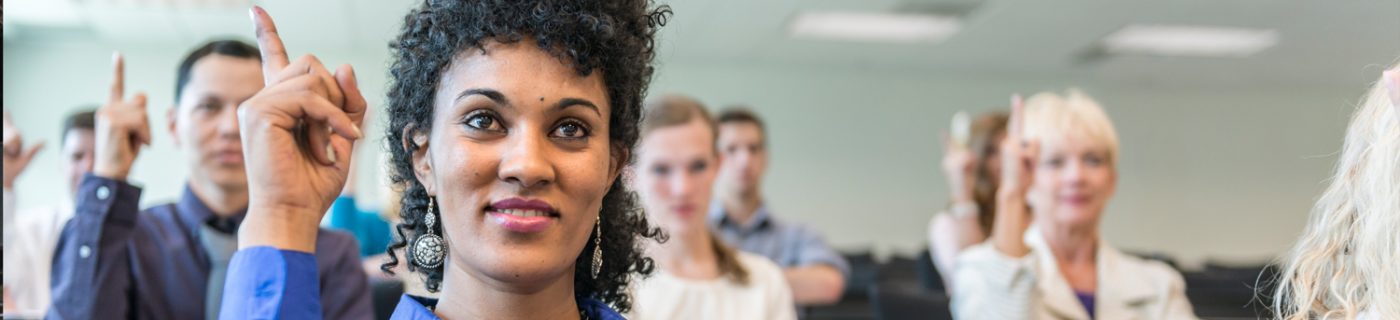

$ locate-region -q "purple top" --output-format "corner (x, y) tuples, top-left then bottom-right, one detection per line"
(1075, 291), (1096, 320)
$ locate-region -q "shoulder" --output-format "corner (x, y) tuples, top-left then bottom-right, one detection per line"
(736, 251), (787, 285)
(1103, 247), (1187, 292)
(314, 228), (362, 260)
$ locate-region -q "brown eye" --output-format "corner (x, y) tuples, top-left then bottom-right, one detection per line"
(551, 121), (588, 139)
(464, 113), (502, 132)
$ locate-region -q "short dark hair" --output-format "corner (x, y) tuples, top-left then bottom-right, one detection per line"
(60, 108), (97, 139)
(716, 106), (766, 144)
(175, 40), (260, 104)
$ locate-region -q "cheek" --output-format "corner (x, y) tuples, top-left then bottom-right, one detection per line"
(439, 143), (498, 192)
(558, 145), (616, 212)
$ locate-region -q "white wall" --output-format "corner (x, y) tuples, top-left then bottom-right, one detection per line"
(5, 37), (1376, 269)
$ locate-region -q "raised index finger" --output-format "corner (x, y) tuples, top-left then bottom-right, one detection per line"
(110, 53), (125, 104)
(1007, 94), (1025, 140)
(251, 6), (291, 85)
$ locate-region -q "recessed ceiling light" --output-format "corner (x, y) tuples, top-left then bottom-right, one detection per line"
(1101, 25), (1278, 58)
(789, 11), (961, 44)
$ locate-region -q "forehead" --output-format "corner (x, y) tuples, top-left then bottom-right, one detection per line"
(62, 128), (95, 151)
(183, 55), (263, 98)
(640, 119), (714, 161)
(717, 122), (762, 143)
(1039, 131), (1110, 156)
(437, 41), (608, 111)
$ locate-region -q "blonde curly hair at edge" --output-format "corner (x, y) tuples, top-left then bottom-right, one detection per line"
(1274, 63), (1400, 320)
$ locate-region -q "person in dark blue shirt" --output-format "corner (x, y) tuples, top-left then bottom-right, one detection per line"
(220, 1), (671, 319)
(47, 41), (371, 320)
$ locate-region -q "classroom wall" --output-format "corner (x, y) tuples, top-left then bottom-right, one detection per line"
(5, 36), (1374, 269)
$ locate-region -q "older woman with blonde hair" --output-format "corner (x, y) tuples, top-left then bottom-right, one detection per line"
(1273, 66), (1400, 320)
(952, 90), (1196, 319)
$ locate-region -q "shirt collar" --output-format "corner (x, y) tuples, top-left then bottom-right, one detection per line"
(708, 201), (773, 231)
(176, 184), (247, 235)
(390, 295), (624, 320)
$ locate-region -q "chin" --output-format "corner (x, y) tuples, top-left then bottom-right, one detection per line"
(1055, 209), (1101, 227)
(207, 167), (249, 187)
(470, 245), (580, 288)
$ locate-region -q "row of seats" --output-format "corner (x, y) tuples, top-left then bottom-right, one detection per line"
(806, 250), (1277, 320)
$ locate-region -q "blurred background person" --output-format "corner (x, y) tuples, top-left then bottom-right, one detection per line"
(2, 108), (94, 316)
(630, 95), (796, 320)
(1273, 65), (1400, 320)
(953, 90), (1195, 319)
(710, 107), (850, 307)
(927, 111), (1008, 292)
(47, 41), (371, 320)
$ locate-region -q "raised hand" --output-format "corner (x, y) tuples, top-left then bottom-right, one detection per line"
(2, 111), (45, 189)
(990, 94), (1038, 257)
(92, 54), (152, 181)
(941, 132), (977, 206)
(237, 6), (366, 252)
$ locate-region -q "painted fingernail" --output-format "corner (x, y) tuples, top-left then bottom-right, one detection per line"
(326, 143), (337, 164)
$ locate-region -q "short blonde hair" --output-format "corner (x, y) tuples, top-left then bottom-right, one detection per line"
(1274, 64), (1400, 320)
(1021, 89), (1121, 165)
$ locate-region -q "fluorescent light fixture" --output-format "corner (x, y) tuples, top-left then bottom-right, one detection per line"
(1101, 25), (1278, 58)
(789, 11), (960, 44)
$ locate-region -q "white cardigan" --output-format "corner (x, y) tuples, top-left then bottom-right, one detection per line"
(951, 227), (1197, 320)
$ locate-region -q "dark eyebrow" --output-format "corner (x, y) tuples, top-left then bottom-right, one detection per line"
(553, 97), (601, 118)
(455, 88), (599, 117)
(454, 88), (509, 106)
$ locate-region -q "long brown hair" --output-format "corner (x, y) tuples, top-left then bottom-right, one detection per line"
(970, 112), (1010, 235)
(642, 94), (750, 285)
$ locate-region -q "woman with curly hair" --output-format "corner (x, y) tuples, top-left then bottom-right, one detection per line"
(1273, 65), (1399, 320)
(218, 0), (670, 318)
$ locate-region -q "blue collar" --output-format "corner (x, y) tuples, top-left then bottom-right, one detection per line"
(708, 201), (773, 231)
(390, 295), (625, 320)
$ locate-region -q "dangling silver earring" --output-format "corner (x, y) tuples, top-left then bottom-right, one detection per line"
(412, 197), (446, 269)
(591, 215), (603, 279)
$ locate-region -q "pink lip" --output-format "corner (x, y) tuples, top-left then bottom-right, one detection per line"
(488, 213), (554, 233)
(215, 150), (244, 165)
(1062, 195), (1092, 206)
(488, 198), (558, 233)
(671, 204), (696, 217)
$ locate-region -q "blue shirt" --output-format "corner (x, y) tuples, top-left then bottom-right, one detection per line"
(325, 196), (393, 257)
(708, 203), (851, 277)
(47, 174), (373, 320)
(221, 247), (627, 320)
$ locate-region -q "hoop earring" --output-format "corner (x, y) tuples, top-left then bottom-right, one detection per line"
(412, 197), (446, 269)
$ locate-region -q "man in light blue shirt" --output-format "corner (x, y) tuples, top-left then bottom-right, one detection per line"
(708, 107), (850, 307)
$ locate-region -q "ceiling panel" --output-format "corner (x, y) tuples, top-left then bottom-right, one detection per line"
(3, 0), (1397, 90)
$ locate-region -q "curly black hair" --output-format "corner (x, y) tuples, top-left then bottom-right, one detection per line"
(379, 0), (671, 313)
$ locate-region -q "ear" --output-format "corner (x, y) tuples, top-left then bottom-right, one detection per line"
(166, 108), (180, 147)
(403, 124), (435, 196)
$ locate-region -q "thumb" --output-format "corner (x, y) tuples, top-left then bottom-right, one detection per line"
(17, 140), (45, 169)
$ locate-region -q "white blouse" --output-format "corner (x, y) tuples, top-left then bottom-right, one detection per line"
(630, 252), (797, 320)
